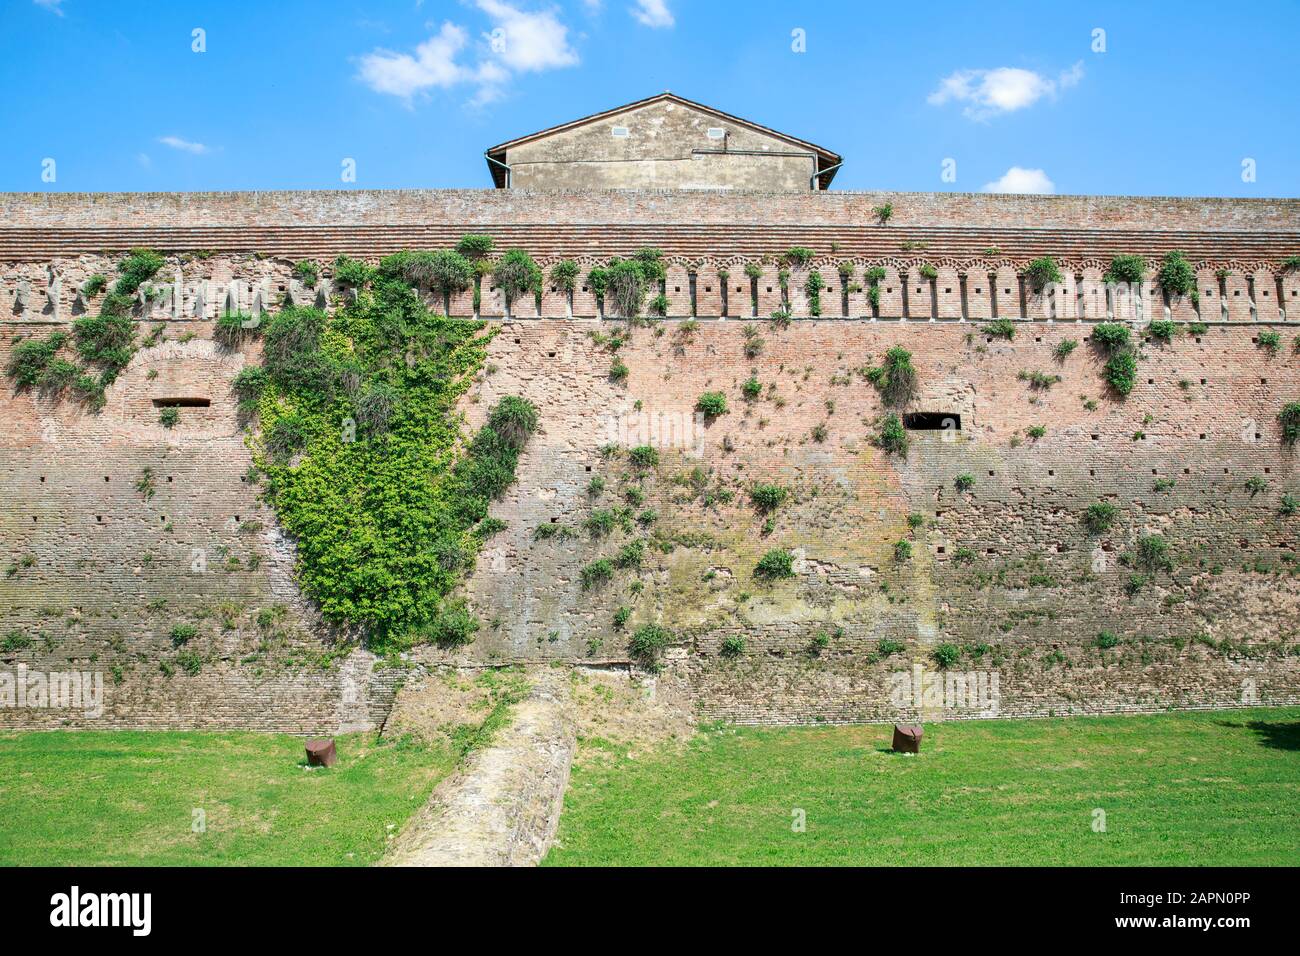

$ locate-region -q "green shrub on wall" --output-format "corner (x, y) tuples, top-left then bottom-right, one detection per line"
(932, 644), (960, 669)
(332, 254), (374, 289)
(875, 413), (909, 456)
(864, 346), (917, 406)
(750, 484), (787, 513)
(492, 249), (542, 316)
(1081, 502), (1119, 533)
(629, 623), (672, 663)
(696, 391), (728, 418)
(1104, 255), (1145, 285)
(293, 260), (319, 288)
(1104, 351), (1138, 396)
(1279, 401), (1300, 444)
(804, 270), (825, 316)
(1148, 319), (1176, 342)
(754, 549), (795, 580)
(984, 318), (1016, 339)
(247, 269), (536, 652)
(550, 259), (579, 293)
(378, 250), (473, 315)
(1091, 322), (1139, 397)
(7, 333), (68, 388)
(6, 249), (165, 410)
(1157, 251), (1197, 301)
(1023, 256), (1062, 292)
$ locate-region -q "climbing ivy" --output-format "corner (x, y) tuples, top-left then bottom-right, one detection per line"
(4, 248), (162, 409)
(804, 270), (825, 316)
(248, 270), (536, 651)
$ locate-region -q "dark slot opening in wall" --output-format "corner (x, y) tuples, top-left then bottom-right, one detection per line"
(903, 412), (961, 431)
(152, 397), (211, 408)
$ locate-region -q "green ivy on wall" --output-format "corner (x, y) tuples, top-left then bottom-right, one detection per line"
(5, 248), (163, 409)
(246, 271), (536, 652)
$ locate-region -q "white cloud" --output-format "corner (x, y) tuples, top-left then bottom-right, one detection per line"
(33, 0), (64, 16)
(928, 61), (1083, 121)
(982, 167), (1055, 194)
(158, 136), (210, 155)
(357, 4), (577, 106)
(357, 21), (472, 100)
(477, 0), (578, 73)
(631, 0), (673, 28)
(1058, 60), (1084, 89)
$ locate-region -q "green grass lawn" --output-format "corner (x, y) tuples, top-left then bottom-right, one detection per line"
(0, 731), (453, 866)
(544, 708), (1300, 866)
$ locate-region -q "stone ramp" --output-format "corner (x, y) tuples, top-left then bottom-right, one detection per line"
(381, 671), (575, 867)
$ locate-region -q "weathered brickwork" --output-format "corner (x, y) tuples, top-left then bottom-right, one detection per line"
(437, 319), (1300, 721)
(2, 185), (1299, 729)
(0, 315), (402, 732)
(3, 249), (1299, 328)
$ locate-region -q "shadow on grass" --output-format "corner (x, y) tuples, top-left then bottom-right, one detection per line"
(1215, 718), (1300, 751)
(1246, 720), (1300, 751)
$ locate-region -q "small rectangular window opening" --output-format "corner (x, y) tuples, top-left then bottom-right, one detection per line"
(152, 397), (211, 408)
(903, 412), (961, 431)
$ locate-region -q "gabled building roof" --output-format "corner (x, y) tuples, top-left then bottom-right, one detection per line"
(484, 91), (843, 189)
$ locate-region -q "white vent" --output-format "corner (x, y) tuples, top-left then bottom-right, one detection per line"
(611, 126), (629, 138)
(706, 127), (726, 140)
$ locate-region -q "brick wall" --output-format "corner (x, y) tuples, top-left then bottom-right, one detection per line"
(3, 229), (1299, 729)
(3, 188), (1298, 230)
(0, 310), (404, 733)
(430, 318), (1300, 722)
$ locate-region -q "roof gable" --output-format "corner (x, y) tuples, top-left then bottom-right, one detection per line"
(485, 92), (841, 188)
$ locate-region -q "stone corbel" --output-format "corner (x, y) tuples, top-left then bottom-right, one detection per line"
(192, 280), (207, 319)
(224, 280), (241, 315)
(172, 269), (184, 320)
(251, 279), (270, 319)
(45, 265), (61, 321)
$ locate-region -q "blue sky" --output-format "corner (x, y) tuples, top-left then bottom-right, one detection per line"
(1, 0), (1297, 196)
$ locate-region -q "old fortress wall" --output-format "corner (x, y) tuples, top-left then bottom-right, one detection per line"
(2, 188), (1299, 731)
